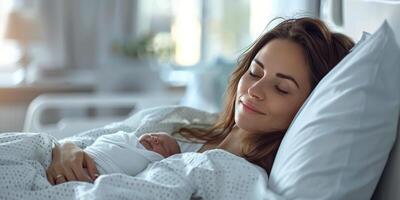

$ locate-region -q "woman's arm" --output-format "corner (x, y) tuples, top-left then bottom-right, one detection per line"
(46, 107), (162, 184)
(47, 123), (131, 184)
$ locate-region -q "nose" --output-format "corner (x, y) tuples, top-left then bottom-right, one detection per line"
(248, 81), (265, 100)
(151, 136), (159, 144)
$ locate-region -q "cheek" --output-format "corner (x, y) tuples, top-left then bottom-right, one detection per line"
(235, 78), (244, 105)
(237, 77), (245, 93)
(235, 98), (302, 133)
(236, 76), (250, 98)
(152, 145), (165, 155)
(271, 104), (294, 128)
(271, 99), (304, 128)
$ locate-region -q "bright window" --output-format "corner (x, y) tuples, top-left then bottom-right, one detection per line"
(171, 0), (202, 66)
(137, 0), (275, 67)
(0, 0), (20, 70)
(201, 0), (250, 62)
(137, 0), (273, 67)
(1, 0), (274, 70)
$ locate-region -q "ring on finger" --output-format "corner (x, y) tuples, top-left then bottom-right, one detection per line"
(55, 174), (64, 179)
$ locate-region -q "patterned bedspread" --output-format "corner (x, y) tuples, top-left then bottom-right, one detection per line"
(0, 106), (285, 199)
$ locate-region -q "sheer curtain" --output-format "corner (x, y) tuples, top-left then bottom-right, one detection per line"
(7, 0), (165, 92)
(35, 0), (138, 70)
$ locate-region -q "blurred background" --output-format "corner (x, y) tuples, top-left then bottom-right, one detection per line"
(0, 0), (322, 137)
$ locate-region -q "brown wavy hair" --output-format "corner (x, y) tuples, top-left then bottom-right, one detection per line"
(179, 17), (354, 174)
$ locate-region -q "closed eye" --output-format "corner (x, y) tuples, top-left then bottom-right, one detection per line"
(275, 86), (288, 94)
(249, 71), (261, 78)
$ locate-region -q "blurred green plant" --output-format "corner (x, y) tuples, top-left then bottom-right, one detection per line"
(112, 33), (175, 62)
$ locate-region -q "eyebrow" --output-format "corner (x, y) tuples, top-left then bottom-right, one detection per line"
(253, 58), (265, 68)
(253, 58), (300, 89)
(276, 73), (300, 88)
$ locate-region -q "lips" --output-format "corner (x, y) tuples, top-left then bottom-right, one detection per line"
(240, 100), (266, 115)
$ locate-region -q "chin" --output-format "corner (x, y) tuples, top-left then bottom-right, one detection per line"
(235, 116), (261, 133)
(235, 115), (282, 135)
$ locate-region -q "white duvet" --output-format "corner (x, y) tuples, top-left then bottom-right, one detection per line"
(0, 132), (284, 200)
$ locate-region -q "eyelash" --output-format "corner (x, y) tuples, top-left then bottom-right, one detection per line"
(248, 71), (288, 94)
(249, 71), (259, 78)
(275, 86), (288, 94)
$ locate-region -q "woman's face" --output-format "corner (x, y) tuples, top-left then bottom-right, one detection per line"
(235, 39), (312, 134)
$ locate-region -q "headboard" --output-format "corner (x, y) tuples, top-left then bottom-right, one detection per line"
(322, 0), (400, 43)
(321, 0), (400, 199)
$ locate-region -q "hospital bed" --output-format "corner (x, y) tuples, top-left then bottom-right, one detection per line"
(22, 0), (400, 199)
(23, 92), (183, 139)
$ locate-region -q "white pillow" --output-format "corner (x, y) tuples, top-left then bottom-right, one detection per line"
(269, 21), (400, 199)
(350, 31), (371, 52)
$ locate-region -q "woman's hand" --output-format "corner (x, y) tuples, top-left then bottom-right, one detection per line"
(46, 142), (99, 185)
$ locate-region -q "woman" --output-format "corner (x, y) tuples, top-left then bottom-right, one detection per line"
(47, 17), (354, 184)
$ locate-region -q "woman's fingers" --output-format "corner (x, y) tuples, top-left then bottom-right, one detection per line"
(47, 145), (61, 185)
(47, 164), (67, 185)
(62, 166), (77, 182)
(84, 152), (99, 181)
(47, 170), (55, 185)
(47, 142), (98, 185)
(47, 163), (75, 183)
(54, 174), (66, 184)
(71, 165), (92, 182)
